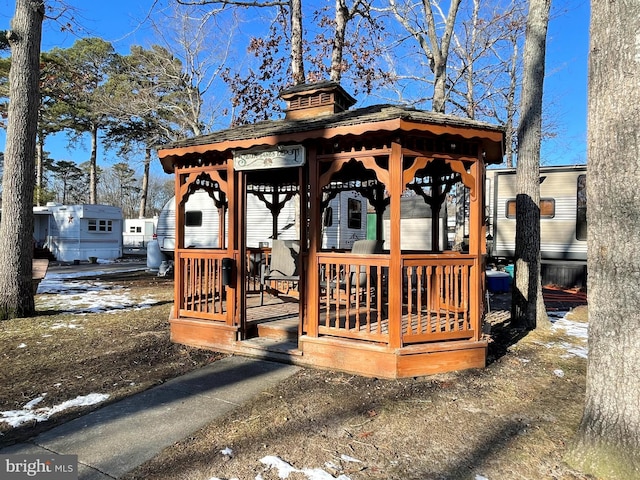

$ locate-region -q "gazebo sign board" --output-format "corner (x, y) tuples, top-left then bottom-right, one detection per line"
(233, 145), (306, 171)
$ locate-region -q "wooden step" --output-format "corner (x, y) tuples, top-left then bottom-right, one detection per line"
(239, 337), (302, 356)
(257, 318), (299, 341)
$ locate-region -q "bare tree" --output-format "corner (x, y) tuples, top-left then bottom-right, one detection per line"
(446, 0), (526, 168)
(97, 163), (140, 218)
(150, 3), (234, 135)
(511, 0), (550, 330)
(389, 0), (461, 113)
(308, 0), (390, 95)
(0, 0), (45, 319)
(177, 0), (305, 84)
(566, 1), (640, 477)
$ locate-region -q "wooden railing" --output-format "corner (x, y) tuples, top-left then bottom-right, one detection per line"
(401, 255), (475, 344)
(316, 252), (390, 343)
(176, 250), (229, 321)
(311, 252), (478, 347)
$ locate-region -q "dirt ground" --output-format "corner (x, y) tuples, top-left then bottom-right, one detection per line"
(0, 269), (224, 447)
(1, 268), (592, 479)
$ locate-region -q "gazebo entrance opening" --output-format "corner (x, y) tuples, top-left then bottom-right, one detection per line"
(239, 167), (304, 353)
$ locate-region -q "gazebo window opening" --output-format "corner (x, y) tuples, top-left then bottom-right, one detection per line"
(244, 169), (301, 244)
(178, 186), (228, 250)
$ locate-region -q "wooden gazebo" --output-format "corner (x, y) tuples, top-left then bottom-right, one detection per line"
(157, 82), (504, 379)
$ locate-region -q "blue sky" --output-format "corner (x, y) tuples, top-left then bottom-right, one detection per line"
(0, 0), (590, 178)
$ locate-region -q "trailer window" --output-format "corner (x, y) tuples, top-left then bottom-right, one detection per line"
(129, 226), (142, 233)
(576, 174), (587, 240)
(88, 219), (113, 232)
(347, 198), (362, 229)
(506, 199), (555, 218)
(185, 211), (203, 227)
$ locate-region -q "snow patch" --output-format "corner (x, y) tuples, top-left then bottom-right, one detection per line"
(548, 312), (588, 358)
(0, 393), (109, 428)
(36, 268), (160, 315)
(260, 456), (351, 480)
(551, 315), (588, 339)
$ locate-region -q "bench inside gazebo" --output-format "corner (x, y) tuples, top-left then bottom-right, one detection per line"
(157, 82), (505, 379)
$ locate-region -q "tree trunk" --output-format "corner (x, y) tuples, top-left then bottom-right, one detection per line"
(0, 0), (44, 320)
(505, 36), (518, 168)
(511, 0), (550, 330)
(290, 0), (305, 84)
(89, 124), (98, 204)
(138, 148), (151, 218)
(426, 0), (461, 114)
(566, 1), (640, 477)
(330, 0), (348, 83)
(35, 128), (44, 206)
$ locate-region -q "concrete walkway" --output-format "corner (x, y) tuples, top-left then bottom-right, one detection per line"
(1, 356), (299, 479)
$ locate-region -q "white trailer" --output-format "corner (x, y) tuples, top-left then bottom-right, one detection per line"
(378, 195), (449, 252)
(156, 189), (367, 255)
(321, 191), (368, 249)
(123, 217), (157, 249)
(485, 164), (587, 286)
(34, 203), (123, 262)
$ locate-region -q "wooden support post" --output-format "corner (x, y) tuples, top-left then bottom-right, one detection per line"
(432, 175), (442, 252)
(298, 163), (307, 334)
(174, 171), (185, 317)
(468, 159), (485, 341)
(306, 148), (320, 337)
(388, 141), (403, 349)
(236, 169), (247, 337)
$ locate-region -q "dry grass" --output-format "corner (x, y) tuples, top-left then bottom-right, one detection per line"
(0, 270), (223, 447)
(1, 270), (593, 479)
(122, 302), (592, 480)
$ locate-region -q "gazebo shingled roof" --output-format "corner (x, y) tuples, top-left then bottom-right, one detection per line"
(158, 104), (505, 172)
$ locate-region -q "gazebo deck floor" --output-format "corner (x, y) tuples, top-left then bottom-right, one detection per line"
(243, 293), (472, 343)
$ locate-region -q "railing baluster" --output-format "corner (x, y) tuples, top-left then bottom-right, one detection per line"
(314, 252), (389, 343)
(406, 266), (413, 335)
(176, 251), (227, 321)
(396, 256), (474, 344)
(375, 266), (381, 335)
(416, 266), (423, 335)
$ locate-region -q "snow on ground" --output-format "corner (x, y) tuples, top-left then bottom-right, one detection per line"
(207, 453), (357, 480)
(548, 310), (588, 359)
(36, 267), (158, 315)
(1, 266), (157, 428)
(206, 453), (490, 480)
(0, 393), (110, 428)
